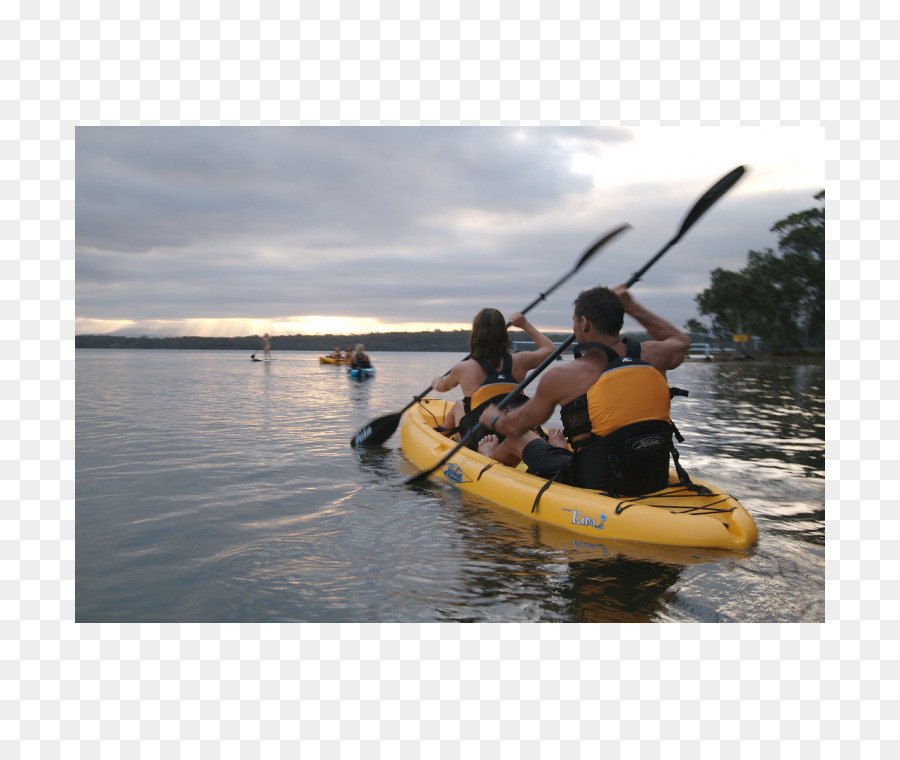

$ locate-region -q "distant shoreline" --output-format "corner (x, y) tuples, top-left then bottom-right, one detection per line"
(74, 331), (514, 353)
(75, 333), (825, 362)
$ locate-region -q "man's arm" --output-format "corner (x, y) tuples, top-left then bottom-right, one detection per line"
(478, 365), (564, 437)
(614, 285), (690, 371)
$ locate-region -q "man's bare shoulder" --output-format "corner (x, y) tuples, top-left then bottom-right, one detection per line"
(534, 358), (597, 404)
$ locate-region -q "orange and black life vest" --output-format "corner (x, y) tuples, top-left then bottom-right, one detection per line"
(562, 340), (671, 441)
(463, 355), (519, 413)
(458, 354), (529, 448)
(560, 340), (675, 496)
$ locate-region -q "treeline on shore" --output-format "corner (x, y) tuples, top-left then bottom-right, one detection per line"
(74, 331), (573, 352)
(73, 331), (823, 357)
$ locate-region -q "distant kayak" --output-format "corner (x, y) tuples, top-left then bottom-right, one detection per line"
(251, 355), (277, 362)
(320, 356), (351, 365)
(348, 366), (375, 379)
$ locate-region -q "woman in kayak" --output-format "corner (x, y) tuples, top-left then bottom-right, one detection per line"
(429, 308), (556, 465)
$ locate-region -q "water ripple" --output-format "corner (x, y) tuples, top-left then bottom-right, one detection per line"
(77, 351), (824, 623)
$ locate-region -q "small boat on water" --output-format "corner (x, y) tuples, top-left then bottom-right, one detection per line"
(348, 366), (375, 379)
(320, 356), (351, 365)
(400, 398), (758, 550)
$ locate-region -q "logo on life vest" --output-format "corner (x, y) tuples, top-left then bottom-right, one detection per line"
(632, 436), (664, 451)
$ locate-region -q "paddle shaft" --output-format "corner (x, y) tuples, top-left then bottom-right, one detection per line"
(625, 166), (745, 288)
(513, 225), (630, 317)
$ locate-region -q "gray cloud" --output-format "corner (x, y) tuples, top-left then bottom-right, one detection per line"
(75, 126), (822, 335)
(76, 126), (622, 250)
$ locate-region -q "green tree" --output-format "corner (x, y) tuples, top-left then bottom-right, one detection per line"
(771, 189), (825, 347)
(695, 268), (757, 356)
(694, 191), (824, 352)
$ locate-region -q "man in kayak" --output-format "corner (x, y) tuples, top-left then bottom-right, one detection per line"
(429, 308), (557, 463)
(478, 284), (691, 496)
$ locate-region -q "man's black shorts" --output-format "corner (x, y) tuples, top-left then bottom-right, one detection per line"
(522, 438), (576, 483)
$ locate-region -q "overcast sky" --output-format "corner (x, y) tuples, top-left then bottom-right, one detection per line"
(75, 126), (823, 338)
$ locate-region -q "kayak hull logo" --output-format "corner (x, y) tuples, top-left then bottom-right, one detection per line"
(443, 463), (471, 483)
(563, 507), (608, 530)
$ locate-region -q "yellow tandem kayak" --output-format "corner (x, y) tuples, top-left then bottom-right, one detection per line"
(400, 398), (758, 550)
(320, 356), (351, 365)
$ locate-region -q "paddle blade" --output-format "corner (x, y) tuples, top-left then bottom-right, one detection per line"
(675, 165), (745, 243)
(350, 412), (401, 448)
(573, 223), (632, 271)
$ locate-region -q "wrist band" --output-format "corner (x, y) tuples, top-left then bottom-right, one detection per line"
(489, 413), (501, 433)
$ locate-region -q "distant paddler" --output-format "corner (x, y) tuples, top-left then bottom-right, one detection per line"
(350, 343), (372, 370)
(320, 347), (347, 365)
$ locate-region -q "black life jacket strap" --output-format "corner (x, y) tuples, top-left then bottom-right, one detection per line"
(622, 336), (642, 358)
(572, 341), (621, 361)
(670, 443), (711, 495)
(667, 386), (689, 443)
(585, 452), (619, 499)
(474, 354), (513, 377)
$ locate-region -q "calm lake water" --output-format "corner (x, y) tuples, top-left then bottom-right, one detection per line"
(76, 349), (825, 623)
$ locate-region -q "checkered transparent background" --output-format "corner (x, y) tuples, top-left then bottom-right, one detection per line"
(4, 1), (892, 756)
